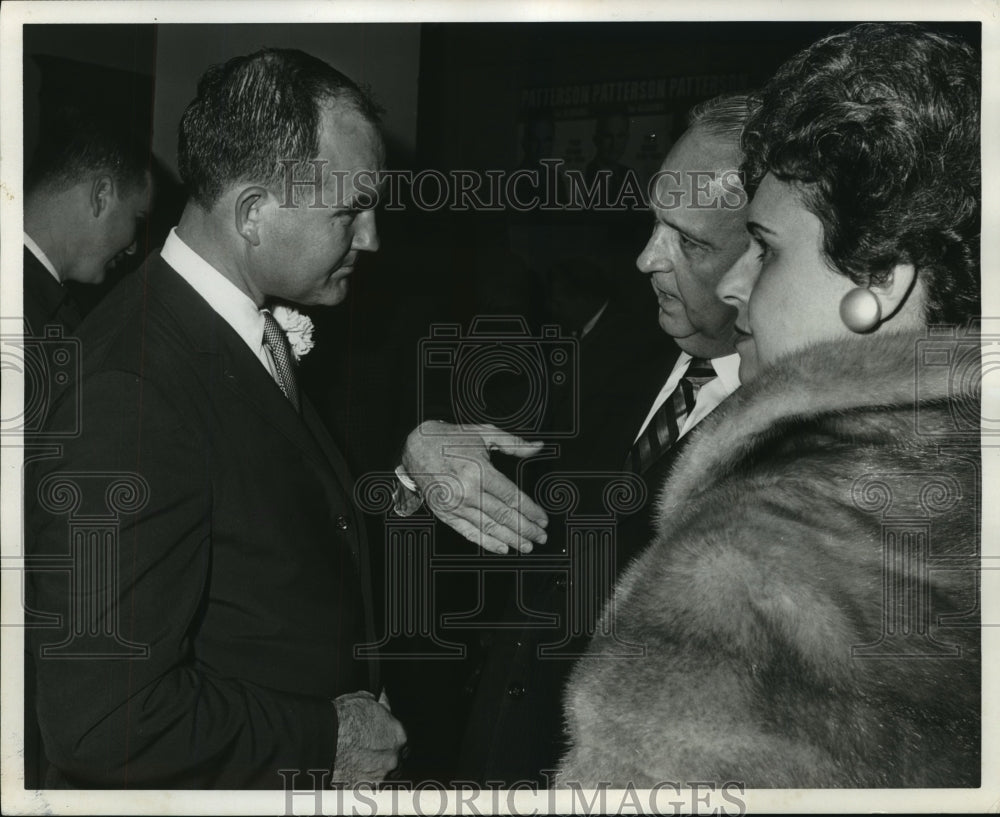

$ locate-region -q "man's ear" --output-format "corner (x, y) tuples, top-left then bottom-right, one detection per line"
(870, 262), (918, 323)
(91, 175), (114, 218)
(235, 186), (270, 247)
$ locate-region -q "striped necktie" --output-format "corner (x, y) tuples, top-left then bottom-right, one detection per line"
(626, 358), (715, 474)
(262, 310), (301, 412)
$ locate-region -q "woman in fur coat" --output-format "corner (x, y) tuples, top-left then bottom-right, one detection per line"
(557, 23), (981, 789)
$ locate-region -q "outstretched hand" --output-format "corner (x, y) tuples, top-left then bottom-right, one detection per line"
(401, 421), (549, 554)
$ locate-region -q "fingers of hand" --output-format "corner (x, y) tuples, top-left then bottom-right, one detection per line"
(476, 494), (546, 550)
(352, 748), (403, 781)
(339, 696), (406, 749)
(407, 435), (548, 551)
(368, 701), (406, 743)
(431, 457), (549, 531)
(389, 715), (407, 750)
(479, 472), (549, 530)
(425, 476), (546, 551)
(477, 427), (546, 459)
(445, 516), (513, 555)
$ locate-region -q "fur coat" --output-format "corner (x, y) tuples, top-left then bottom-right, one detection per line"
(557, 330), (981, 788)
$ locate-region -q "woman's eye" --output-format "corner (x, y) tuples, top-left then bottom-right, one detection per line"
(753, 236), (773, 263)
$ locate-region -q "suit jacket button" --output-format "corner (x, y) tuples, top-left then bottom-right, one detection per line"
(507, 684), (525, 698)
(335, 515), (350, 530)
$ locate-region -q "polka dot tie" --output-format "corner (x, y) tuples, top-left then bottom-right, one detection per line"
(262, 310), (300, 413)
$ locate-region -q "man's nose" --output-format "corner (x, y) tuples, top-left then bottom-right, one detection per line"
(353, 209), (379, 253)
(636, 233), (669, 276)
(716, 244), (759, 307)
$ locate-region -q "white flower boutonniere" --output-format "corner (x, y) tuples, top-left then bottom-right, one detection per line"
(271, 305), (315, 362)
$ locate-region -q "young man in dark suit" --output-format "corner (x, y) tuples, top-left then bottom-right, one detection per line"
(23, 114), (151, 335)
(26, 48), (405, 789)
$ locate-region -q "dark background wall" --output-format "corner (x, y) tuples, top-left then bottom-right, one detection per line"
(152, 24), (421, 176)
(24, 24), (158, 175)
(417, 22), (831, 172)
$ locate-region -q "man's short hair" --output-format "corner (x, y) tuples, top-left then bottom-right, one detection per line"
(686, 92), (757, 142)
(178, 48), (383, 208)
(26, 109), (149, 196)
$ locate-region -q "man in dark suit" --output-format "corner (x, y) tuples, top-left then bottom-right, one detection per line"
(398, 93), (754, 782)
(23, 112), (152, 335)
(26, 48), (405, 789)
(21, 111), (153, 791)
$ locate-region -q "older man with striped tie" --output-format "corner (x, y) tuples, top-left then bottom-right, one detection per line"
(397, 93), (755, 784)
(626, 94), (749, 477)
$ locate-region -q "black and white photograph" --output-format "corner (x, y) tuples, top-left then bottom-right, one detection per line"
(0, 1), (996, 814)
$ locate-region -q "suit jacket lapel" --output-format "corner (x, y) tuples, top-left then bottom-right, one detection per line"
(140, 253), (380, 692)
(302, 399), (355, 500)
(143, 254), (337, 477)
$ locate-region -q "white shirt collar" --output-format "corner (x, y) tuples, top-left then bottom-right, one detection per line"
(673, 350), (741, 388)
(24, 232), (61, 283)
(160, 227), (266, 359)
(708, 352), (741, 396)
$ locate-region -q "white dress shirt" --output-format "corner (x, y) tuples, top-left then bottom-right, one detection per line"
(160, 227), (280, 384)
(24, 232), (61, 282)
(634, 351), (741, 444)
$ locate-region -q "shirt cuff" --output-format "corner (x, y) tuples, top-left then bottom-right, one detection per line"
(392, 464), (423, 516)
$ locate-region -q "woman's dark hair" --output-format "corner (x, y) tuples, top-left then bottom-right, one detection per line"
(742, 23), (980, 325)
(178, 48), (383, 208)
